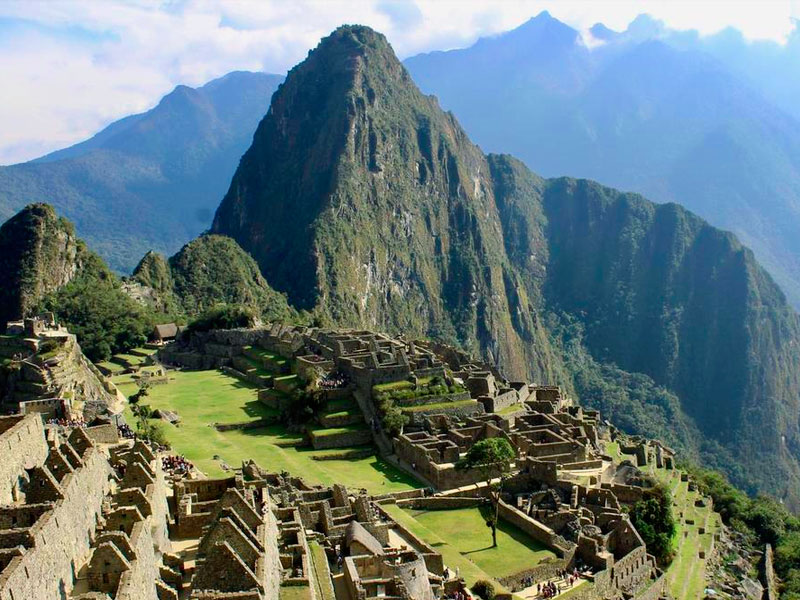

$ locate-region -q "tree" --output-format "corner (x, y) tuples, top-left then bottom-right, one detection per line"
(456, 437), (515, 547)
(130, 380), (151, 405)
(471, 580), (496, 600)
(628, 484), (676, 566)
(38, 254), (156, 361)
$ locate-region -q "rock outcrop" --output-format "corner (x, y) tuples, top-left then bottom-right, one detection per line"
(0, 203), (89, 325)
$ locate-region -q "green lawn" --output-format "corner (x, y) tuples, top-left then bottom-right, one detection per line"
(309, 424), (368, 437)
(406, 506), (556, 579)
(98, 361), (126, 374)
(114, 353), (146, 365)
(373, 380), (414, 392)
(497, 403), (526, 416)
(121, 369), (420, 493)
(382, 504), (519, 597)
(401, 400), (480, 412)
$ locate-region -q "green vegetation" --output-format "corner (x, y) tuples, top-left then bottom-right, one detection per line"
(687, 464), (800, 598)
(308, 541), (335, 600)
(398, 505), (555, 580)
(456, 438), (515, 548)
(472, 580), (496, 600)
(186, 304), (258, 334)
(401, 399), (480, 412)
(373, 375), (466, 404)
(163, 234), (300, 322)
(38, 252), (159, 361)
(207, 23), (800, 507)
(0, 203), (85, 324)
(607, 441), (720, 600)
(627, 484), (676, 566)
(120, 369), (419, 493)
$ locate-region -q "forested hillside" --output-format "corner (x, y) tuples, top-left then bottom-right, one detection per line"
(405, 12), (800, 310)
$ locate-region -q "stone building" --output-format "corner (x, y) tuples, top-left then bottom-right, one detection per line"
(0, 415), (176, 600)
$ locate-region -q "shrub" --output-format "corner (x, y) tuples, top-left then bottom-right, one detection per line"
(147, 422), (169, 447)
(472, 580), (495, 600)
(38, 339), (61, 355)
(628, 484), (676, 566)
(382, 405), (408, 437)
(187, 304), (257, 333)
(39, 257), (155, 362)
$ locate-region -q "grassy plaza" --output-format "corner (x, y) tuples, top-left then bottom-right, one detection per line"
(116, 369), (420, 493)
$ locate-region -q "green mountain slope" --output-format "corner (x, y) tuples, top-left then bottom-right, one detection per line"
(212, 26), (565, 382)
(132, 235), (298, 323)
(0, 203), (90, 325)
(211, 25), (800, 508)
(0, 204), (158, 361)
(405, 13), (800, 310)
(0, 71), (283, 272)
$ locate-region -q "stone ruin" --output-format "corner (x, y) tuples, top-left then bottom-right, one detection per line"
(0, 413), (176, 600)
(2, 314), (123, 420)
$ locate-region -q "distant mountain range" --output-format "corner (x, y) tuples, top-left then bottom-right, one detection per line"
(3, 13), (800, 313)
(0, 71), (283, 273)
(405, 12), (800, 309)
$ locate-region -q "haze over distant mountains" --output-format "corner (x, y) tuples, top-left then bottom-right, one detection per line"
(406, 12), (800, 308)
(0, 71), (282, 273)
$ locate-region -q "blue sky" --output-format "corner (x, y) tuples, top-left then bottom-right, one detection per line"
(1, 0), (798, 165)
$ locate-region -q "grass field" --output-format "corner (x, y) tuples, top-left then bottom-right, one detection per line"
(120, 369), (420, 493)
(382, 503), (554, 597)
(407, 506), (556, 578)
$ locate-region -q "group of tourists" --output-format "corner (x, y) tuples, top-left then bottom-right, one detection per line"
(531, 568), (582, 598)
(320, 371), (349, 389)
(117, 423), (135, 439)
(46, 416), (85, 428)
(162, 454), (193, 475)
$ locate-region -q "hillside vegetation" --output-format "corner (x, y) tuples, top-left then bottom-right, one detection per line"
(132, 234), (300, 323)
(405, 12), (800, 310)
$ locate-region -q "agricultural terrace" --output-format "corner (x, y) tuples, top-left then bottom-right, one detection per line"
(605, 441), (720, 600)
(117, 368), (420, 493)
(382, 503), (556, 597)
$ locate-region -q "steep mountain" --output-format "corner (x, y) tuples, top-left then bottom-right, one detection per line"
(0, 203), (90, 325)
(212, 25), (566, 382)
(131, 235), (298, 322)
(404, 13), (800, 310)
(212, 25), (800, 508)
(0, 203), (158, 361)
(0, 71), (283, 273)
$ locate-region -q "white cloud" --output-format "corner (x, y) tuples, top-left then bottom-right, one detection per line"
(0, 0), (797, 164)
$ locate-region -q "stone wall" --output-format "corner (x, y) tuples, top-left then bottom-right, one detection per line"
(764, 544), (778, 600)
(479, 389), (518, 413)
(396, 497), (484, 510)
(262, 491), (282, 600)
(497, 500), (572, 556)
(85, 423), (120, 444)
(0, 414), (48, 504)
(309, 428), (372, 450)
(114, 519), (162, 600)
(0, 444), (113, 600)
(404, 402), (484, 426)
